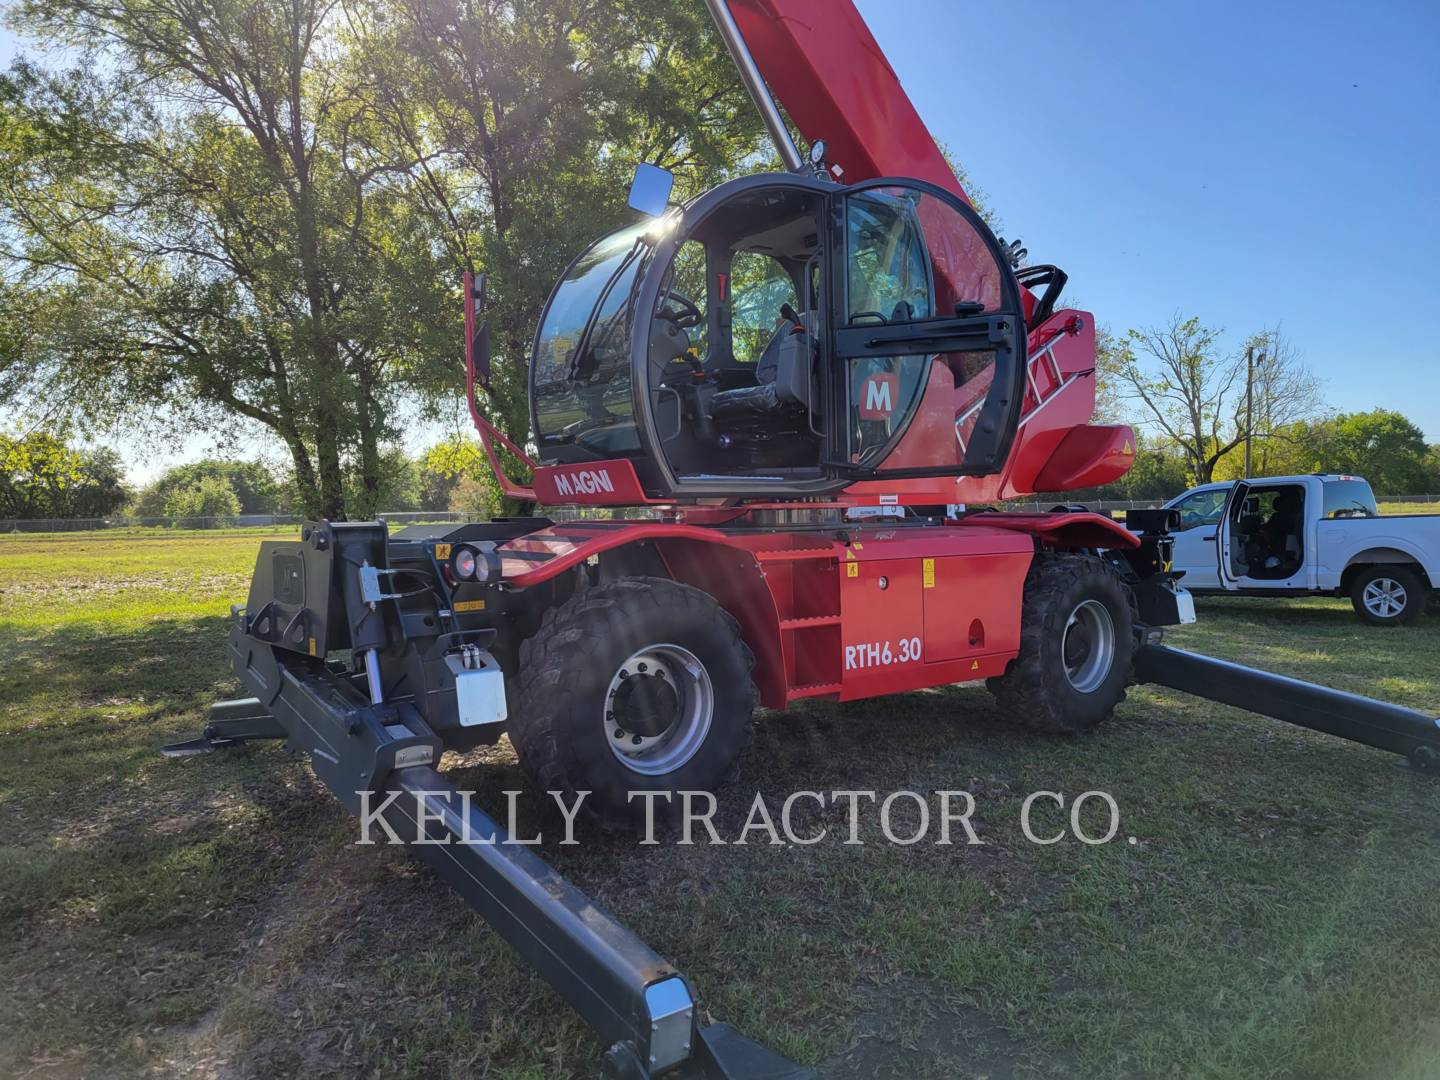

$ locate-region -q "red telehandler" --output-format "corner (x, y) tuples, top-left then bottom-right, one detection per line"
(165, 2), (1440, 1076)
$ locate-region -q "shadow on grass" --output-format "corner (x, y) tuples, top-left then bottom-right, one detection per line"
(5, 611), (1440, 1078)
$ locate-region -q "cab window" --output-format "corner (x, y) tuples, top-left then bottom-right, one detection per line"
(730, 251), (798, 363)
(662, 239), (708, 359)
(846, 192), (932, 324)
(843, 191), (934, 464)
(1322, 479), (1378, 518)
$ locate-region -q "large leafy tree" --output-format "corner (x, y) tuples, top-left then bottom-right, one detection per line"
(0, 3), (451, 519)
(0, 0), (764, 518)
(1109, 315), (1322, 484)
(1297, 410), (1432, 495)
(0, 431), (129, 518)
(347, 0), (766, 449)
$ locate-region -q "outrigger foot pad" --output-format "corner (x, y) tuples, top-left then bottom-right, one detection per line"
(160, 697), (286, 758)
(603, 1023), (816, 1079)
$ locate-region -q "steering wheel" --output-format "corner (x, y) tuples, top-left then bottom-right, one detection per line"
(657, 289), (703, 329)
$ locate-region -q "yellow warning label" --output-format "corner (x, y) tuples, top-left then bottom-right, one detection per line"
(852, 542), (863, 550)
(970, 660), (980, 671)
(845, 548), (856, 560)
(435, 543), (452, 561)
(454, 599), (487, 613)
(846, 562), (859, 578)
(922, 558), (936, 589)
(308, 637), (318, 656)
(1122, 440), (1133, 456)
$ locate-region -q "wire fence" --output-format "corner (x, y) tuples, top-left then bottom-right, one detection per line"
(2, 496), (1437, 534)
(0, 511), (488, 534)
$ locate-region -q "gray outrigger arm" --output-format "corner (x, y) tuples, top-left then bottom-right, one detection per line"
(164, 663), (812, 1080)
(1134, 644), (1440, 771)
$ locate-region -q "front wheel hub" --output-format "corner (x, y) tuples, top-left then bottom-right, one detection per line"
(1062, 599), (1116, 694)
(604, 644), (714, 776)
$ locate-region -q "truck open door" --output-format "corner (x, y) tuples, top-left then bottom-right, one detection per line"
(1216, 480), (1251, 587)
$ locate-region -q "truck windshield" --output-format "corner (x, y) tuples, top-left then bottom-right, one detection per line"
(1322, 478), (1379, 518)
(532, 221), (654, 456)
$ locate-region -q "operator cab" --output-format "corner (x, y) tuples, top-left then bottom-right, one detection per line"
(530, 169), (1028, 500)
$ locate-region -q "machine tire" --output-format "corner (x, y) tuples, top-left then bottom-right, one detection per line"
(510, 576), (757, 829)
(1350, 565), (1427, 627)
(986, 553), (1134, 734)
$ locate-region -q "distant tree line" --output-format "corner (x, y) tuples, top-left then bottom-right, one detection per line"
(0, 431), (510, 525)
(1065, 312), (1440, 502)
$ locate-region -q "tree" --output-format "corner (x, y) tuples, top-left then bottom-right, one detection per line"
(0, 431), (129, 518)
(1236, 327), (1325, 478)
(419, 437), (505, 518)
(1110, 315), (1322, 484)
(162, 474), (241, 525)
(0, 10), (457, 519)
(1293, 410), (1431, 495)
(1108, 315), (1236, 483)
(134, 460), (280, 517)
(0, 0), (762, 521)
(353, 0), (768, 452)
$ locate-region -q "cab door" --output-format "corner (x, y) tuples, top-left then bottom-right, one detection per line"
(825, 179), (1027, 479)
(1216, 481), (1251, 589)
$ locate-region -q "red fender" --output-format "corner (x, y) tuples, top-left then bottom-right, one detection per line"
(652, 537), (789, 711)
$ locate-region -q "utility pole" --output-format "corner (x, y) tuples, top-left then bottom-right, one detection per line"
(1244, 346), (1267, 479)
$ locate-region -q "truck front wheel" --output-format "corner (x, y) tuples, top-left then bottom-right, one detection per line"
(510, 577), (757, 829)
(1350, 565), (1427, 627)
(987, 554), (1134, 733)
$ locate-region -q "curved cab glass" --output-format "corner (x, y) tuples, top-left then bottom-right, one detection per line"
(532, 221), (656, 460)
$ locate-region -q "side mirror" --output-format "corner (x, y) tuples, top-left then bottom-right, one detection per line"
(627, 163), (675, 217)
(463, 270), (491, 393)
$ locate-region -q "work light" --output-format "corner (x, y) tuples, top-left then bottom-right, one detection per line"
(451, 545), (479, 581)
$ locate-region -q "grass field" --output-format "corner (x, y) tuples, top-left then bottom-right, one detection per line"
(3, 529), (1440, 1079)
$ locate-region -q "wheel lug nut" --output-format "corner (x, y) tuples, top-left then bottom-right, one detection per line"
(637, 662), (648, 672)
(613, 728), (626, 739)
(632, 735), (643, 746)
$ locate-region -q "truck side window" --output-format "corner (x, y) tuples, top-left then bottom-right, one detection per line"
(1172, 488), (1228, 530)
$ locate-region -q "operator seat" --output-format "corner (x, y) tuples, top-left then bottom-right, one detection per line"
(708, 314), (816, 422)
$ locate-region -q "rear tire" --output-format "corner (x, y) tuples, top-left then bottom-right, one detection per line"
(987, 553), (1134, 734)
(1350, 565), (1426, 627)
(509, 577), (757, 829)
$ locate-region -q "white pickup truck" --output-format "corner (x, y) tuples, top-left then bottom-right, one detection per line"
(1159, 474), (1440, 625)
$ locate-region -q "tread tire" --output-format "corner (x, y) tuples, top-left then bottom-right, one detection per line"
(510, 576), (757, 829)
(1350, 565), (1427, 627)
(986, 553), (1134, 734)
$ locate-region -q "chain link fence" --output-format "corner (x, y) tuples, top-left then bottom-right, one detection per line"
(0, 510), (488, 534)
(3, 496), (1436, 534)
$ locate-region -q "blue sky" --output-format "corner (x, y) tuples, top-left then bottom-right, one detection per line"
(855, 0), (1439, 439)
(1, 1), (1437, 479)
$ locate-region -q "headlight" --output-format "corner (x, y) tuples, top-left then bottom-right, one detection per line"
(450, 544), (495, 584)
(452, 545), (479, 581)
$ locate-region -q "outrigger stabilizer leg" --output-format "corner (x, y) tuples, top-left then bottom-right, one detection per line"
(163, 526), (814, 1079)
(1134, 644), (1440, 772)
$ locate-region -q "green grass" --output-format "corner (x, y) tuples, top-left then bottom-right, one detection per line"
(3, 530), (1440, 1078)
